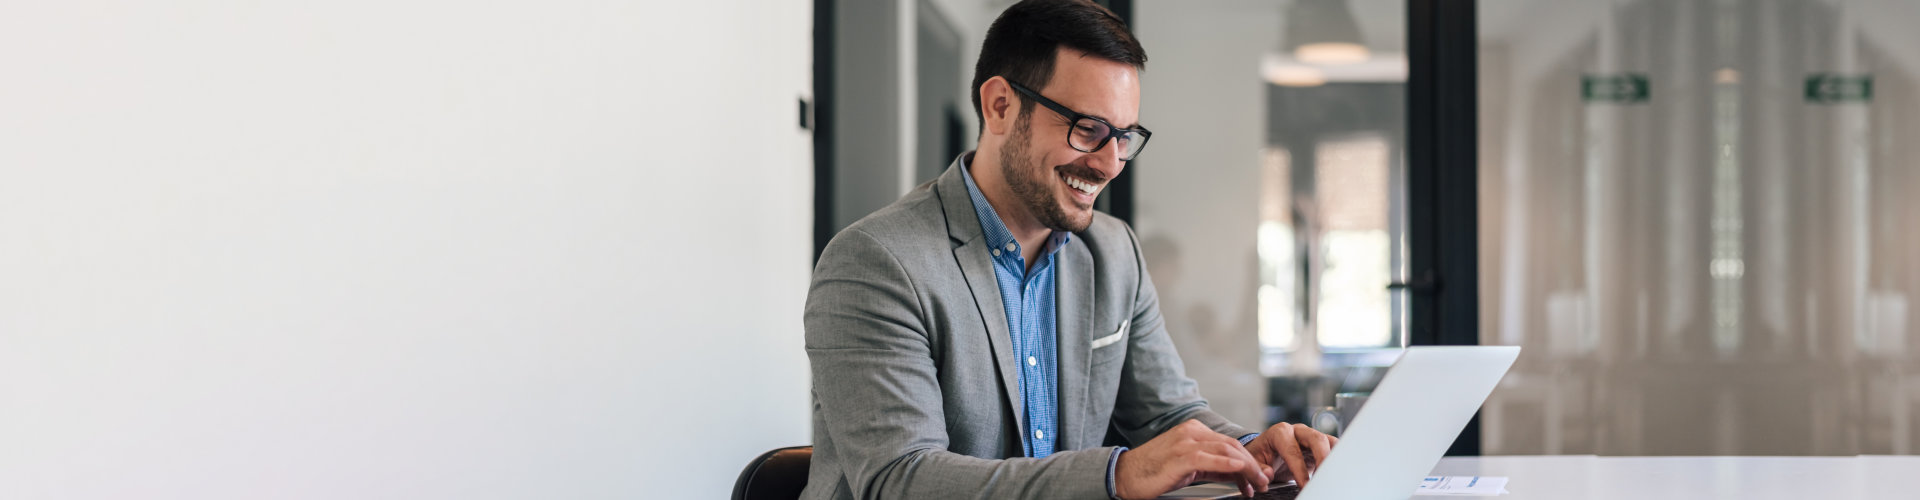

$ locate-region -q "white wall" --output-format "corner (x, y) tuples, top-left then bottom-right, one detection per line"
(0, 1), (814, 498)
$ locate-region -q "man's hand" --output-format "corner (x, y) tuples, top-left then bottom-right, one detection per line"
(1113, 419), (1271, 500)
(1245, 422), (1338, 487)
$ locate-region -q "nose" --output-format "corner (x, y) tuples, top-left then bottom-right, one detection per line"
(1088, 140), (1127, 178)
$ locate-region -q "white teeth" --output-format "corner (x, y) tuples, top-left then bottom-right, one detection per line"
(1064, 175), (1097, 194)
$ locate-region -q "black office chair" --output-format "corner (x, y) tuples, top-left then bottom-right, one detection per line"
(731, 445), (812, 500)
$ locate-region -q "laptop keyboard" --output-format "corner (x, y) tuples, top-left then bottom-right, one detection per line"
(1234, 483), (1301, 500)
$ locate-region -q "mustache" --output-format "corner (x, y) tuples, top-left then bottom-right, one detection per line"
(1054, 163), (1109, 183)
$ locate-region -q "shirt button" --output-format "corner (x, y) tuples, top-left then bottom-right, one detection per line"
(1035, 429), (1045, 440)
(1007, 243), (1016, 252)
(992, 249), (1000, 257)
(1028, 356), (1037, 366)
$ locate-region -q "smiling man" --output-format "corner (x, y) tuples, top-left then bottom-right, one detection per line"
(802, 1), (1333, 499)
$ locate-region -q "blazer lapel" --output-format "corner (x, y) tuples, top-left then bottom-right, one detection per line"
(935, 157), (1027, 429)
(1054, 236), (1095, 450)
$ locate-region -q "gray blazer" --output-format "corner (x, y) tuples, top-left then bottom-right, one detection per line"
(802, 155), (1250, 500)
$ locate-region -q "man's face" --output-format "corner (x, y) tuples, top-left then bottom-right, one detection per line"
(999, 48), (1141, 233)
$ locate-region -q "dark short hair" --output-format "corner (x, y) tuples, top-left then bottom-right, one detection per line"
(970, 0), (1146, 133)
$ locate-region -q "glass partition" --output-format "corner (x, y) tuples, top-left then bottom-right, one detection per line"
(1478, 0), (1920, 455)
(1136, 0), (1408, 427)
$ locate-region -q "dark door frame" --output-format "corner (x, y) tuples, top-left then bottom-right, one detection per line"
(1097, 0), (1136, 223)
(1406, 0), (1483, 456)
(812, 0), (836, 262)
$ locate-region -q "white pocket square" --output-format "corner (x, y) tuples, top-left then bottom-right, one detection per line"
(1091, 319), (1129, 349)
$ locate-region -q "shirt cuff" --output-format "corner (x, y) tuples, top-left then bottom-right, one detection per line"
(1238, 433), (1260, 446)
(1107, 446), (1128, 500)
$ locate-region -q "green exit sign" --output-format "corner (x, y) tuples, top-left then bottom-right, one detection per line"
(1806, 74), (1872, 103)
(1583, 74), (1649, 104)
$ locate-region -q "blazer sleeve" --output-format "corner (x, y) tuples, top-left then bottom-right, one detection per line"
(805, 228), (1116, 500)
(1106, 225), (1254, 446)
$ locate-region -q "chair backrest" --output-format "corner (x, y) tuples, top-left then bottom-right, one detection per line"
(731, 445), (813, 500)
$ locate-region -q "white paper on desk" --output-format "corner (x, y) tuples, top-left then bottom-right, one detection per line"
(1414, 476), (1509, 496)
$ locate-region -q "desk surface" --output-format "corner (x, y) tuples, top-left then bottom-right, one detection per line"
(1424, 455), (1914, 500)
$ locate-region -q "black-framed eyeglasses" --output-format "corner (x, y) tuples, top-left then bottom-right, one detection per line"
(1005, 79), (1152, 161)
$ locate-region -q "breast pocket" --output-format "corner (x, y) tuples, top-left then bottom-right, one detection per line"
(1090, 319), (1129, 366)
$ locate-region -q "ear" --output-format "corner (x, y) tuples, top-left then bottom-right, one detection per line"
(979, 76), (1018, 136)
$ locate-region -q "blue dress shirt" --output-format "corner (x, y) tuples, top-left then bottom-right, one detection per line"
(960, 158), (1257, 498)
(959, 161), (1069, 459)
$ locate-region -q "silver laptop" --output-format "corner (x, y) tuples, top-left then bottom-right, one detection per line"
(1160, 346), (1521, 500)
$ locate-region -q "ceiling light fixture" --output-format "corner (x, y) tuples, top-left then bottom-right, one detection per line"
(1286, 0), (1370, 65)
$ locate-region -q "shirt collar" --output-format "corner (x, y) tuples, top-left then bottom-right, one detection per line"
(959, 152), (1071, 260)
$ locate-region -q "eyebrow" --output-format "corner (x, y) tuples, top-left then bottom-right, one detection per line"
(1016, 81), (1140, 129)
(1087, 109), (1141, 130)
(1067, 109), (1140, 130)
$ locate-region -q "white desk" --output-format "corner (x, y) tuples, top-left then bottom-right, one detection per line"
(1424, 455), (1915, 500)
